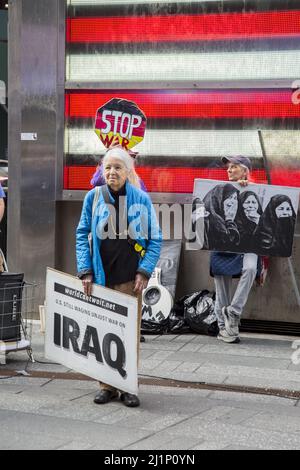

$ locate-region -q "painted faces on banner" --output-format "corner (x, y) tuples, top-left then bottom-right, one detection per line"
(94, 98), (147, 150)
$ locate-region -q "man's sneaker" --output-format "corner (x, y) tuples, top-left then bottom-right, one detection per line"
(217, 328), (240, 344)
(222, 306), (240, 337)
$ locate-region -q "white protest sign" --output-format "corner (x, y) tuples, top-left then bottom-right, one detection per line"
(45, 268), (138, 395)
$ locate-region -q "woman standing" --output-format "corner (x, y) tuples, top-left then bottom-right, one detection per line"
(76, 146), (161, 407)
(236, 191), (263, 252)
(254, 194), (296, 257)
(203, 183), (240, 251)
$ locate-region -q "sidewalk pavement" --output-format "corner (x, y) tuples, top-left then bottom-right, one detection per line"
(1, 323), (300, 450)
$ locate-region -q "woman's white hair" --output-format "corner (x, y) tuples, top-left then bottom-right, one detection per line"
(103, 146), (141, 189)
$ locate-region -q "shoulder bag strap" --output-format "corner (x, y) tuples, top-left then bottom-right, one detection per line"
(101, 184), (111, 207)
(92, 186), (101, 219)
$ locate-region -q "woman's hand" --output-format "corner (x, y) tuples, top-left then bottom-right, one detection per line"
(224, 205), (237, 221)
(224, 200), (238, 221)
(237, 179), (249, 187)
(82, 274), (93, 296)
(245, 209), (260, 224)
(133, 273), (148, 294)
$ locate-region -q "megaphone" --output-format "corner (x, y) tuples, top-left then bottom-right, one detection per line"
(142, 268), (173, 323)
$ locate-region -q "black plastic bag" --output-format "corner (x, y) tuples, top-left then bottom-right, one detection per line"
(184, 290), (218, 336)
(141, 318), (169, 334)
(168, 294), (192, 334)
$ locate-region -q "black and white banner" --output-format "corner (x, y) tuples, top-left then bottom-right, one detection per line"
(189, 179), (299, 257)
(45, 268), (138, 394)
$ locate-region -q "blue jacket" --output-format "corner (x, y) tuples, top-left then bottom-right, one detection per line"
(76, 181), (162, 286)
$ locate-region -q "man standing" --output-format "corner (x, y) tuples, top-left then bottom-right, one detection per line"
(211, 156), (258, 344)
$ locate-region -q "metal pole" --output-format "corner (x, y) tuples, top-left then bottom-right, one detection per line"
(258, 129), (272, 185)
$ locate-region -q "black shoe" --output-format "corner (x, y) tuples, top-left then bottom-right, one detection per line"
(120, 393), (140, 407)
(94, 389), (118, 404)
(140, 335), (145, 343)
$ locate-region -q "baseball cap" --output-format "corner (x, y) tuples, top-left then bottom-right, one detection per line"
(221, 155), (252, 171)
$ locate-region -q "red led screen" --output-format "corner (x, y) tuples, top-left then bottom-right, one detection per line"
(64, 166), (271, 193)
(66, 90), (300, 120)
(65, 6), (300, 192)
(67, 11), (300, 43)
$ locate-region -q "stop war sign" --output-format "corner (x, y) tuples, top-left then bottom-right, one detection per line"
(94, 98), (147, 149)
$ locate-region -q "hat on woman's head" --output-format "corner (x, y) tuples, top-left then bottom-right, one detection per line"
(222, 155), (252, 171)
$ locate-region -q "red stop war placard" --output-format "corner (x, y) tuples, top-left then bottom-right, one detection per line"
(94, 98), (147, 149)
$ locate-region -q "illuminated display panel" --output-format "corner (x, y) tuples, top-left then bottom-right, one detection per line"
(66, 90), (300, 119)
(66, 11), (300, 43)
(66, 51), (300, 82)
(65, 1), (300, 192)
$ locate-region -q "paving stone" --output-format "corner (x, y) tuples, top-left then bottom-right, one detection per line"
(190, 336), (219, 345)
(41, 399), (124, 423)
(26, 363), (70, 373)
(243, 411), (300, 433)
(135, 391), (213, 416)
(176, 343), (204, 353)
(200, 343), (293, 360)
(139, 349), (158, 360)
(153, 360), (183, 372)
(0, 409), (151, 448)
(191, 440), (230, 450)
(155, 436), (203, 450)
(141, 342), (184, 351)
(172, 335), (197, 343)
(158, 416), (300, 450)
(287, 363), (300, 372)
(144, 350), (174, 361)
(2, 327), (300, 450)
(43, 379), (95, 391)
(163, 370), (228, 385)
(88, 443), (121, 450)
(223, 444), (261, 450)
(152, 335), (179, 342)
(175, 362), (202, 373)
(168, 351), (291, 370)
(139, 359), (163, 371)
(208, 390), (297, 408)
(0, 377), (50, 387)
(97, 408), (189, 432)
(125, 432), (203, 451)
(195, 364), (300, 383)
(223, 374), (300, 391)
(0, 390), (72, 414)
(142, 335), (161, 342)
(94, 406), (142, 424)
(0, 384), (25, 393)
(194, 405), (237, 422)
(217, 407), (260, 425)
(56, 441), (95, 450)
(138, 384), (211, 398)
(0, 430), (70, 450)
